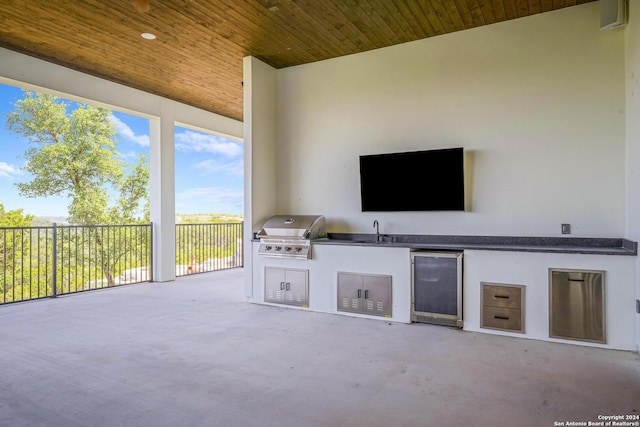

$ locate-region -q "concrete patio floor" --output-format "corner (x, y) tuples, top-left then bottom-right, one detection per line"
(1, 268), (638, 427)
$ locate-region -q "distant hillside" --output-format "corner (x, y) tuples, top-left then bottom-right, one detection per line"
(32, 216), (68, 226)
(29, 214), (241, 226)
(176, 213), (243, 224)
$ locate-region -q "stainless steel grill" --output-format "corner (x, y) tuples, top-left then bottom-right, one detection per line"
(257, 215), (326, 259)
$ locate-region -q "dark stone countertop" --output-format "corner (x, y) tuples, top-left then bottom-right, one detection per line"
(311, 233), (637, 256)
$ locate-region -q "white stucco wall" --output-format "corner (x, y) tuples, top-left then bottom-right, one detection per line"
(242, 3), (637, 350)
(251, 243), (413, 323)
(463, 250), (636, 351)
(624, 1), (640, 351)
(274, 3), (625, 238)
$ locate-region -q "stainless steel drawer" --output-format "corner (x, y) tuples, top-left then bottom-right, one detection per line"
(549, 269), (605, 343)
(482, 284), (523, 309)
(482, 306), (523, 332)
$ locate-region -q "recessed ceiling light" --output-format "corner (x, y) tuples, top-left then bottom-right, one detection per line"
(141, 33), (156, 40)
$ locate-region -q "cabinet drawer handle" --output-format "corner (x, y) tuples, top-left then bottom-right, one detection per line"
(494, 295), (509, 299)
(285, 282), (290, 291)
(364, 290), (369, 299)
(280, 282), (285, 290)
(494, 315), (510, 320)
(357, 289), (361, 298)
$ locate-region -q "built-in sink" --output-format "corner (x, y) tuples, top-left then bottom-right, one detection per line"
(326, 233), (397, 245)
(340, 236), (395, 244)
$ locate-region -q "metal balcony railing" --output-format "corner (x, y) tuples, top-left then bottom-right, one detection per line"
(1, 223), (153, 305)
(175, 222), (243, 276)
(1, 221), (244, 305)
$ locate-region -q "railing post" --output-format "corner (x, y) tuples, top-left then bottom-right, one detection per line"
(52, 223), (57, 298)
(149, 222), (153, 282)
(240, 221), (244, 267)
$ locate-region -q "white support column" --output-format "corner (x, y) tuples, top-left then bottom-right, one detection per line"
(625, 1), (640, 352)
(243, 56), (279, 298)
(150, 99), (176, 282)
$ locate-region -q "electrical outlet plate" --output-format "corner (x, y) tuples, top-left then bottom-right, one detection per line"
(561, 224), (571, 234)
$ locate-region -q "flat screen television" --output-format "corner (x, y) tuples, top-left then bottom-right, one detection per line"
(359, 147), (465, 212)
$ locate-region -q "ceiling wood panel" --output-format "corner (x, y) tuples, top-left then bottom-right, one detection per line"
(0, 0), (597, 122)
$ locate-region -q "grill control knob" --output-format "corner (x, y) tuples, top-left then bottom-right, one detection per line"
(295, 247), (302, 252)
(285, 246), (292, 252)
(265, 245), (273, 251)
(275, 246), (282, 251)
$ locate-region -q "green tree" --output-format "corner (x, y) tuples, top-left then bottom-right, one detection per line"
(0, 204), (33, 227)
(0, 204), (37, 302)
(5, 90), (148, 225)
(110, 153), (150, 223)
(4, 90), (150, 289)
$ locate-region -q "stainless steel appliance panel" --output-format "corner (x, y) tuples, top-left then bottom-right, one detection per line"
(481, 282), (525, 333)
(264, 267), (286, 304)
(337, 273), (363, 314)
(337, 272), (392, 317)
(256, 215), (326, 240)
(264, 267), (309, 307)
(256, 215), (326, 260)
(482, 284), (522, 309)
(283, 269), (309, 307)
(362, 274), (392, 317)
(411, 251), (463, 328)
(549, 269), (605, 343)
(482, 306), (523, 332)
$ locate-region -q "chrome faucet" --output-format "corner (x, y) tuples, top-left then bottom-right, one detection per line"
(373, 220), (380, 242)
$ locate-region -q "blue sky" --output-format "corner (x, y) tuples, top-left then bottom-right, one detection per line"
(0, 82), (244, 217)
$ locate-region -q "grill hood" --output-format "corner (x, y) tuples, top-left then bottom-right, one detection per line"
(256, 215), (326, 240)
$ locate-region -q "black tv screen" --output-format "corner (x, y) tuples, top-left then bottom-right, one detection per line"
(359, 147), (465, 212)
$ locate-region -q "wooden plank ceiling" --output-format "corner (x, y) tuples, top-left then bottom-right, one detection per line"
(0, 0), (596, 122)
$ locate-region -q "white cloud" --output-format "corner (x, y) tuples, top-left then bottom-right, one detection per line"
(118, 150), (139, 160)
(111, 115), (149, 147)
(193, 158), (243, 176)
(175, 130), (242, 157)
(176, 186), (243, 213)
(0, 162), (20, 178)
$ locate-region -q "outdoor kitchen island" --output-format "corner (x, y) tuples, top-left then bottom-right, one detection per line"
(250, 233), (637, 351)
